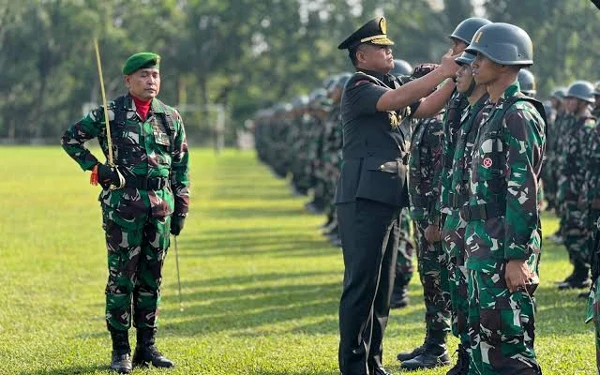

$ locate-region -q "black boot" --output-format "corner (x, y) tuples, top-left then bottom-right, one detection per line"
(399, 342), (450, 370)
(109, 329), (132, 374)
(132, 327), (175, 368)
(446, 344), (470, 375)
(558, 262), (591, 289)
(397, 333), (428, 362)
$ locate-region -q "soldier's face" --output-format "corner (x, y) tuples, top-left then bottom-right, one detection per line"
(455, 64), (474, 93)
(471, 54), (501, 86)
(125, 68), (161, 100)
(565, 97), (583, 114)
(450, 38), (468, 55)
(357, 44), (394, 73)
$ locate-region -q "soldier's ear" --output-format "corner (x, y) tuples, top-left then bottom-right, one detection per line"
(123, 75), (131, 88)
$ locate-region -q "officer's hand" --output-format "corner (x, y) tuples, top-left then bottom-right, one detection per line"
(438, 49), (461, 79)
(412, 64), (439, 79)
(505, 259), (532, 293)
(97, 163), (120, 189)
(171, 216), (186, 236)
(424, 224), (441, 243)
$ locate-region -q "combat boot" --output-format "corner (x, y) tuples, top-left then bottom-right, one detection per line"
(558, 263), (591, 290)
(132, 327), (175, 368)
(397, 334), (428, 362)
(446, 344), (470, 375)
(109, 329), (132, 374)
(399, 342), (450, 370)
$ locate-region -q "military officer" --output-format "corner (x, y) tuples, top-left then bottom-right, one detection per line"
(464, 23), (546, 374)
(335, 16), (459, 375)
(61, 52), (189, 374)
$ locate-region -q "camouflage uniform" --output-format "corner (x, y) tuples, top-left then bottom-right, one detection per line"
(407, 114), (451, 344)
(62, 94), (190, 331)
(321, 103), (343, 220)
(463, 83), (544, 374)
(557, 114), (596, 277)
(441, 94), (488, 350)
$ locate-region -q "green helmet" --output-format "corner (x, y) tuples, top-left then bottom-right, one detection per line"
(594, 81), (600, 96)
(551, 87), (567, 100)
(465, 22), (533, 66)
(449, 17), (492, 45)
(518, 69), (536, 97)
(455, 51), (476, 66)
(565, 81), (595, 103)
(391, 59), (413, 76)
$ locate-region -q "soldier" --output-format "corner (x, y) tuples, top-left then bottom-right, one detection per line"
(518, 69), (537, 97)
(438, 51), (489, 375)
(61, 52), (189, 373)
(306, 88), (331, 214)
(398, 15), (491, 370)
(557, 81), (596, 290)
(399, 95), (450, 370)
(464, 23), (546, 374)
(335, 16), (459, 375)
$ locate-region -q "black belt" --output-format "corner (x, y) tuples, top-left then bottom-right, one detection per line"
(125, 175), (169, 190)
(343, 147), (407, 162)
(448, 192), (468, 208)
(461, 202), (505, 221)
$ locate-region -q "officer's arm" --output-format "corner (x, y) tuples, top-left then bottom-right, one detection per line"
(61, 107), (105, 171)
(411, 80), (455, 119)
(377, 50), (459, 112)
(171, 110), (190, 217)
(503, 107), (544, 260)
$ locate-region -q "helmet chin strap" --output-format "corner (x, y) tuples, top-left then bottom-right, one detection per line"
(464, 79), (477, 97)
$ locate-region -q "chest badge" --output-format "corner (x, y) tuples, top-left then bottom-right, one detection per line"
(482, 157), (493, 168)
(388, 111), (400, 129)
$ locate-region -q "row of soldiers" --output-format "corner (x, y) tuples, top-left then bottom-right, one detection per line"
(253, 18), (600, 373)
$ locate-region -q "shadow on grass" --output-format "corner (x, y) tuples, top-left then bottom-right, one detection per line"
(20, 364), (107, 375)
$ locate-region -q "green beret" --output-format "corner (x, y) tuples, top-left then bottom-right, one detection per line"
(122, 52), (161, 75)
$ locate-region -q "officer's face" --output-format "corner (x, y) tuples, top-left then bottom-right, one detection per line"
(455, 64), (474, 93)
(450, 38), (468, 55)
(471, 53), (501, 86)
(357, 44), (394, 73)
(125, 68), (161, 100)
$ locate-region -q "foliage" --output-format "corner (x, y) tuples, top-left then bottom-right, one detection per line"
(0, 1), (599, 142)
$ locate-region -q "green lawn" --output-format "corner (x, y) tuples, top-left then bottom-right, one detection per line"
(0, 147), (595, 375)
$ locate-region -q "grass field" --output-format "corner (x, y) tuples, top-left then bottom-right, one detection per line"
(0, 147), (595, 375)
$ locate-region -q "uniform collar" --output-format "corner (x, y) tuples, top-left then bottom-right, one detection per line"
(124, 93), (164, 114)
(358, 69), (396, 88)
(498, 81), (521, 103)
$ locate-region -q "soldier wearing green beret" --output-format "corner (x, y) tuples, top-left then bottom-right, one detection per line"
(61, 52), (189, 373)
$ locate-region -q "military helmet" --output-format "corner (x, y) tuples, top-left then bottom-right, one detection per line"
(449, 17), (492, 45)
(336, 72), (353, 89)
(455, 51), (476, 66)
(465, 22), (533, 66)
(292, 95), (310, 108)
(551, 87), (567, 100)
(565, 81), (595, 103)
(518, 68), (536, 97)
(391, 59), (413, 76)
(594, 81), (600, 96)
(324, 75), (338, 91)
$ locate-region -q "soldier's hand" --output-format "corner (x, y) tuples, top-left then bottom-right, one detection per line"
(424, 224), (441, 243)
(505, 259), (532, 293)
(97, 163), (120, 189)
(171, 216), (186, 236)
(438, 49), (460, 79)
(412, 64), (439, 79)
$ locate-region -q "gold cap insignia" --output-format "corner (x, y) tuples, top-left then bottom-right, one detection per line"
(379, 18), (387, 35)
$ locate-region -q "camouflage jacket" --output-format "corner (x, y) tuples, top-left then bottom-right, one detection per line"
(557, 113), (596, 203)
(448, 95), (489, 213)
(438, 90), (470, 215)
(464, 83), (546, 273)
(61, 94), (190, 218)
(408, 114), (444, 224)
(582, 120), (600, 204)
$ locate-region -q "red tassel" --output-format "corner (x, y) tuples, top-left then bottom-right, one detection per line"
(90, 164), (99, 186)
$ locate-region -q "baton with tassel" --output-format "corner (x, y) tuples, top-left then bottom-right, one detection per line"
(174, 235), (184, 311)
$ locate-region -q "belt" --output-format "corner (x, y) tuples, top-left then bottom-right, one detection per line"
(125, 175), (170, 190)
(343, 147), (406, 161)
(461, 202), (505, 221)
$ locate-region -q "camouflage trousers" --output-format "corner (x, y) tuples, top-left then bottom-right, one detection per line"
(561, 201), (589, 268)
(396, 208), (415, 286)
(102, 206), (171, 331)
(467, 267), (541, 375)
(441, 210), (469, 347)
(586, 278), (600, 375)
(415, 220), (451, 336)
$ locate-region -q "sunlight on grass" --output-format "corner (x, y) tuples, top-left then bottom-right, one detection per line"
(0, 147), (594, 374)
